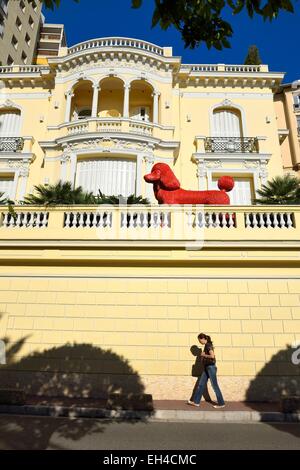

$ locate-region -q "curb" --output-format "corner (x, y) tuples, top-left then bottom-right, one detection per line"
(0, 404), (299, 423)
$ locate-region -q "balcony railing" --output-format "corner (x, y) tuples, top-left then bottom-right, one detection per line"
(0, 65), (50, 74)
(0, 137), (24, 152)
(204, 137), (259, 153)
(181, 64), (269, 74)
(48, 118), (175, 141)
(0, 206), (298, 244)
(68, 37), (164, 57)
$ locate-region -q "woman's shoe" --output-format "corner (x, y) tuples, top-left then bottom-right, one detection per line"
(186, 400), (200, 407)
(213, 404), (225, 409)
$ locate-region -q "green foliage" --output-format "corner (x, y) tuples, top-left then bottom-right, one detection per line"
(41, 0), (295, 50)
(95, 190), (150, 205)
(254, 174), (300, 205)
(42, 0), (79, 10)
(132, 0), (295, 50)
(244, 45), (262, 65)
(0, 192), (14, 205)
(21, 182), (150, 206)
(22, 181), (95, 206)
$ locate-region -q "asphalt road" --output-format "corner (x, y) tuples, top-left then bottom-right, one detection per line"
(0, 415), (299, 450)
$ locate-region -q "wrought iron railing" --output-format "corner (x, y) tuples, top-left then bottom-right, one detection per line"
(0, 137), (24, 152)
(204, 137), (259, 153)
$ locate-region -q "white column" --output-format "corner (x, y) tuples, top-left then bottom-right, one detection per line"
(196, 159), (207, 190)
(144, 155), (155, 201)
(153, 91), (160, 124)
(70, 152), (77, 187)
(259, 160), (268, 186)
(92, 84), (100, 118)
(65, 91), (74, 122)
(136, 153), (143, 196)
(18, 166), (30, 201)
(60, 153), (71, 182)
(123, 84), (131, 118)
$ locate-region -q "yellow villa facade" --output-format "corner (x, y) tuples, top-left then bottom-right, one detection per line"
(0, 37), (299, 402)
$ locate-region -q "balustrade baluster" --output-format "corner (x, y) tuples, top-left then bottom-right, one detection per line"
(286, 213), (293, 229)
(245, 213), (251, 229)
(279, 213), (286, 229)
(265, 213), (272, 229)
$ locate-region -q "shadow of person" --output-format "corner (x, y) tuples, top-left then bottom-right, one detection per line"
(246, 344), (300, 438)
(189, 345), (212, 403)
(0, 342), (153, 449)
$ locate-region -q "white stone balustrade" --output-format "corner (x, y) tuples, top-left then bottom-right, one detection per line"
(1, 211), (49, 228)
(0, 206), (298, 244)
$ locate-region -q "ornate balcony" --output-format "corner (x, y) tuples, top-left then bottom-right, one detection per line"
(67, 37), (165, 57)
(204, 137), (259, 153)
(47, 118), (176, 143)
(0, 137), (24, 152)
(0, 205), (298, 246)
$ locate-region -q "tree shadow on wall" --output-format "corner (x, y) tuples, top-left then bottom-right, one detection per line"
(0, 342), (153, 450)
(246, 344), (300, 438)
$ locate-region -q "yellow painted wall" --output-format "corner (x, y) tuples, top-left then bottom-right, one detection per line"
(0, 265), (299, 401)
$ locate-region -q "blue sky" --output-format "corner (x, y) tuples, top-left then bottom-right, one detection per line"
(43, 0), (299, 83)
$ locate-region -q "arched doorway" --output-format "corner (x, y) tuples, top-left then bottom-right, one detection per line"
(98, 77), (124, 118)
(129, 80), (155, 123)
(70, 80), (94, 121)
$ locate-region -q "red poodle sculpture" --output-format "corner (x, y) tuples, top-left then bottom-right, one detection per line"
(144, 163), (234, 205)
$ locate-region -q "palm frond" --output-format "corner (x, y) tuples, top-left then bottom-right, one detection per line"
(254, 175), (300, 205)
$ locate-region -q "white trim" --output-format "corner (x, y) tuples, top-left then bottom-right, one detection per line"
(0, 93), (51, 99)
(206, 167), (260, 200)
(136, 153), (143, 196)
(175, 91), (273, 100)
(0, 167), (19, 201)
(55, 67), (173, 86)
(65, 76), (98, 94)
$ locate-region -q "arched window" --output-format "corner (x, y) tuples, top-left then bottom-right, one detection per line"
(0, 108), (21, 136)
(212, 108), (243, 137)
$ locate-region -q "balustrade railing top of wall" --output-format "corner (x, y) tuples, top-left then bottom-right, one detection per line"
(68, 37), (164, 57)
(181, 64), (268, 74)
(0, 65), (50, 74)
(0, 206), (298, 245)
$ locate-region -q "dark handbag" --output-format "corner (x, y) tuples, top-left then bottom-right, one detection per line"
(202, 355), (215, 366)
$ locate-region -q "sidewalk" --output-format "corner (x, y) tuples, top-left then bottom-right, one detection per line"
(0, 396), (299, 422)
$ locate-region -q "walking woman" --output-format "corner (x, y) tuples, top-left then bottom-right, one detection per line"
(187, 333), (225, 409)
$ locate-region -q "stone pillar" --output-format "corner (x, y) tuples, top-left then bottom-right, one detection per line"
(196, 159), (207, 190)
(60, 153), (71, 182)
(153, 91), (160, 124)
(123, 84), (131, 118)
(144, 155), (155, 201)
(259, 160), (268, 186)
(136, 153), (144, 196)
(92, 84), (100, 118)
(65, 91), (74, 122)
(18, 166), (30, 201)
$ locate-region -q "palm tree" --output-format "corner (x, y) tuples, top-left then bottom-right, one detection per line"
(95, 190), (149, 205)
(254, 174), (300, 205)
(0, 192), (14, 205)
(22, 181), (95, 205)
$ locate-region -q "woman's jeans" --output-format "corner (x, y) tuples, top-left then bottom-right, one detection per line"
(193, 365), (225, 405)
